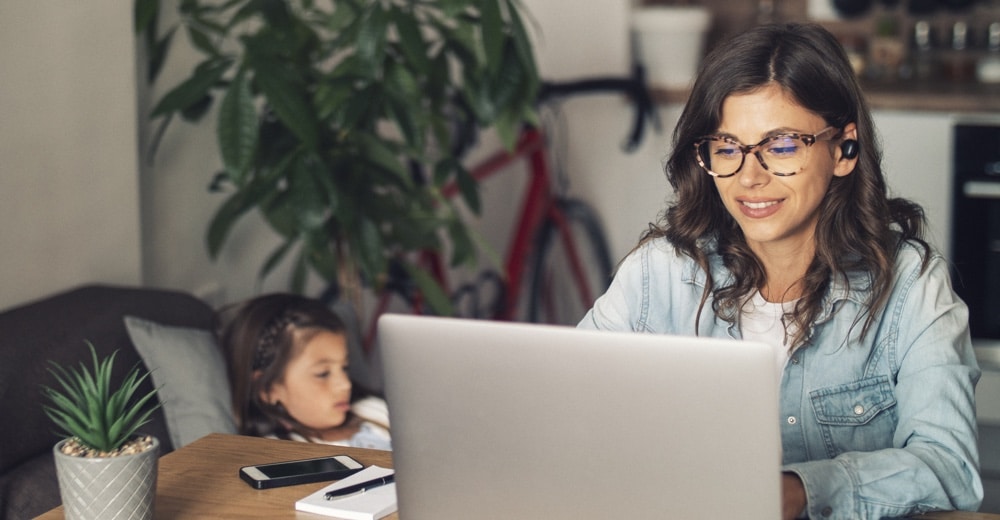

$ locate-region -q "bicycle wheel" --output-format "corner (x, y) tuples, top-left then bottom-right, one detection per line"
(527, 198), (614, 325)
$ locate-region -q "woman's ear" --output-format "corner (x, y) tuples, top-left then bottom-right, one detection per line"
(834, 122), (859, 177)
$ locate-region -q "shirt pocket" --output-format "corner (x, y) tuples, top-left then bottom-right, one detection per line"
(810, 375), (898, 458)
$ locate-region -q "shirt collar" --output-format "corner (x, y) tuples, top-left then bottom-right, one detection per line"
(682, 240), (873, 325)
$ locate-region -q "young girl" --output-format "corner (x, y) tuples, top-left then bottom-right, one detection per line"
(216, 293), (391, 450)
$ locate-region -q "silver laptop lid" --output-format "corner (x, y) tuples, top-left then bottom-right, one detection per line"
(379, 314), (781, 519)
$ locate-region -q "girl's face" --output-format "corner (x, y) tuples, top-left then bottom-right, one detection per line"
(263, 329), (352, 435)
(711, 84), (856, 256)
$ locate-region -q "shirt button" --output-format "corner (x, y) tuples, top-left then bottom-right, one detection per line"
(854, 404), (865, 415)
(791, 356), (800, 364)
(787, 416), (797, 425)
(822, 506), (834, 517)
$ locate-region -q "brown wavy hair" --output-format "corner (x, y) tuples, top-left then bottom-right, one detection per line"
(215, 293), (347, 439)
(647, 22), (928, 350)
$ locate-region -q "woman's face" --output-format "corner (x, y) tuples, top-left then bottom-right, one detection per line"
(264, 329), (352, 434)
(710, 83), (856, 256)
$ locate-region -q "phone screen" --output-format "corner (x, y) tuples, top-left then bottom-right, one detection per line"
(259, 458), (350, 478)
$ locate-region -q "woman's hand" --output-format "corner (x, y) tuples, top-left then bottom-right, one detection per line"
(782, 472), (807, 520)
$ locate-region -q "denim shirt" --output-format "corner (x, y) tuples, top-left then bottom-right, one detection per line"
(579, 237), (983, 519)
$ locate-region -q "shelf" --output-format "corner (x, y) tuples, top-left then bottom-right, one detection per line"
(651, 80), (1000, 113)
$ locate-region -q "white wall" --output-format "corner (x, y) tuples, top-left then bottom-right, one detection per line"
(0, 1), (142, 311)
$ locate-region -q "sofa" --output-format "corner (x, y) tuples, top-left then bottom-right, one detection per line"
(0, 283), (385, 520)
(0, 285), (223, 519)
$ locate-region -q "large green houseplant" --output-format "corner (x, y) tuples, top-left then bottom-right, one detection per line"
(135, 0), (540, 314)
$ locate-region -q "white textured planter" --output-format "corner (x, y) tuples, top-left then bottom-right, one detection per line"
(53, 436), (159, 520)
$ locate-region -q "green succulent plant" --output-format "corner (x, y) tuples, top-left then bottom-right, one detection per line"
(41, 342), (161, 454)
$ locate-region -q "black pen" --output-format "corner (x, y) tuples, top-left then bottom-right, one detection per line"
(324, 473), (395, 500)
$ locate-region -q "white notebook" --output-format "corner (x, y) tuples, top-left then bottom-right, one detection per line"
(295, 465), (397, 520)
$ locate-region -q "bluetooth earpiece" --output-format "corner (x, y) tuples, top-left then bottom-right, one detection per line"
(840, 139), (859, 160)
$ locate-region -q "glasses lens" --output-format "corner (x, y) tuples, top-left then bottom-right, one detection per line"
(760, 135), (807, 175)
(696, 139), (742, 176)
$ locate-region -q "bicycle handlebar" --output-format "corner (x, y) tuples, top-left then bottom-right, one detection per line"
(536, 63), (662, 153)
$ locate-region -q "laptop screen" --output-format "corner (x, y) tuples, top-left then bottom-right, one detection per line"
(379, 314), (781, 519)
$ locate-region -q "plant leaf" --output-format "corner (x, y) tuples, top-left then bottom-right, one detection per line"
(251, 60), (320, 150)
(327, 2), (358, 33)
(506, 0), (538, 81)
(493, 106), (522, 151)
(383, 97), (421, 153)
(217, 69), (259, 184)
(354, 217), (385, 283)
(480, 0), (504, 76)
(151, 58), (231, 118)
(146, 27), (177, 84)
(186, 24), (219, 57)
(454, 161), (481, 215)
(447, 217), (477, 267)
(259, 238), (297, 280)
(357, 133), (410, 185)
(314, 79), (354, 120)
(206, 153), (294, 258)
(134, 0), (160, 35)
(290, 250), (309, 293)
(304, 232), (339, 282)
(400, 261), (454, 316)
(392, 7), (429, 71)
(355, 5), (388, 69)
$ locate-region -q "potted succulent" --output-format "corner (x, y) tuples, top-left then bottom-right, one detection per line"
(42, 342), (161, 520)
(134, 0), (540, 315)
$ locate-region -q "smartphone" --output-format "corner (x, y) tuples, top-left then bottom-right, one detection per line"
(239, 454), (364, 489)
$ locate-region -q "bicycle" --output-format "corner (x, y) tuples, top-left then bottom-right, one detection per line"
(322, 65), (659, 349)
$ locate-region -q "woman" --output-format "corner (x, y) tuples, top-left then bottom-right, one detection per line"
(580, 23), (981, 519)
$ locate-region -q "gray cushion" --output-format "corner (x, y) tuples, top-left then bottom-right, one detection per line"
(124, 316), (236, 448)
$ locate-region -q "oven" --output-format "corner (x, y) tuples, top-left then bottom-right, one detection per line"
(952, 122), (1000, 340)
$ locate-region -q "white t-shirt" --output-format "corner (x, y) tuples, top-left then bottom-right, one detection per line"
(267, 396), (392, 450)
(740, 291), (796, 382)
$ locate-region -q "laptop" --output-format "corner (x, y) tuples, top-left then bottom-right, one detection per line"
(378, 314), (782, 519)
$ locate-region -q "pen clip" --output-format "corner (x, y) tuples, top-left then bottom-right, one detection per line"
(325, 489), (364, 501)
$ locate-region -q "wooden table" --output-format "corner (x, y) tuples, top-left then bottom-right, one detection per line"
(36, 433), (397, 519)
(35, 433), (1000, 519)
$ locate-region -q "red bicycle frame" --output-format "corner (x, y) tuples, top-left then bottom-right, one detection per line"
(446, 124), (598, 315)
(447, 127), (549, 319)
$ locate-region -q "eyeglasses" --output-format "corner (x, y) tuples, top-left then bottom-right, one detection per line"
(693, 126), (839, 177)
